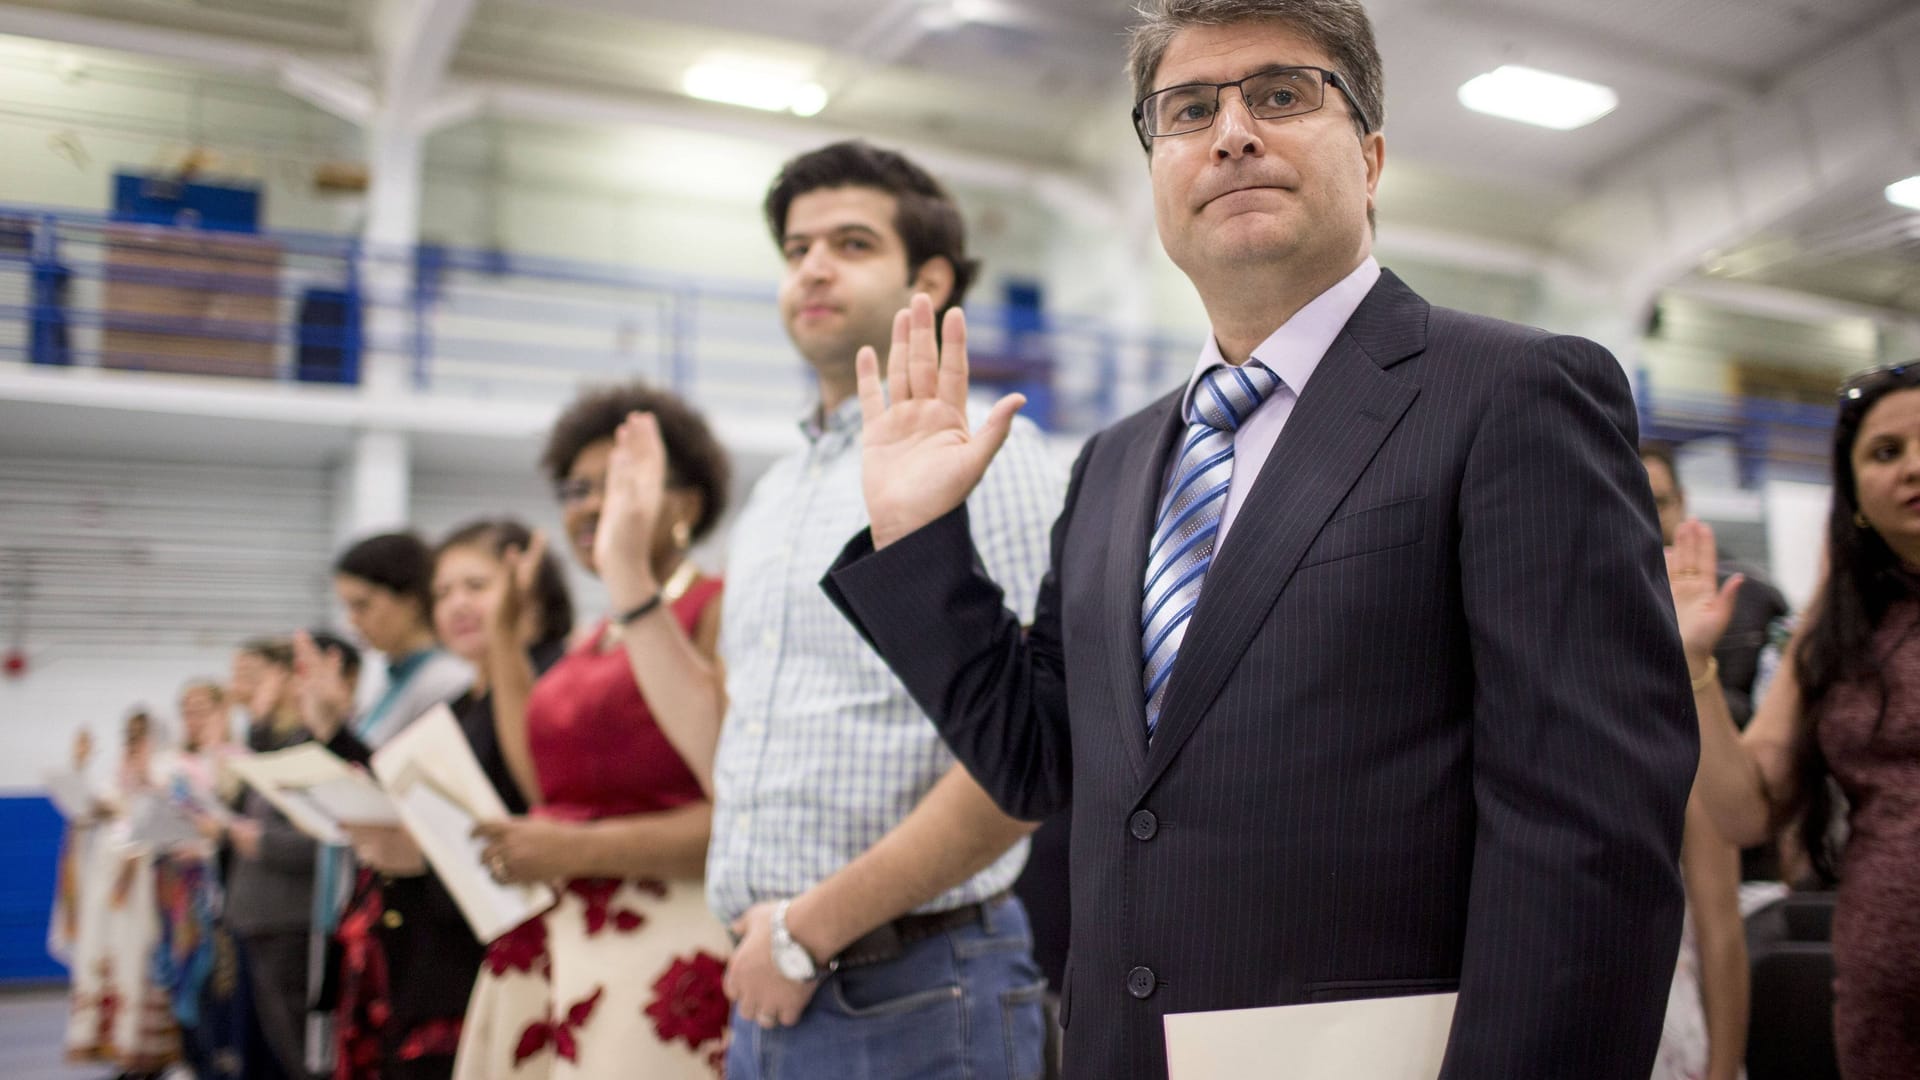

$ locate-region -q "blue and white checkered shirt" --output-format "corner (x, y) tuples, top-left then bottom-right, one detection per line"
(706, 394), (1064, 923)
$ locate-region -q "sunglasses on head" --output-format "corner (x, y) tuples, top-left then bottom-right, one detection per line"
(1838, 363), (1920, 409)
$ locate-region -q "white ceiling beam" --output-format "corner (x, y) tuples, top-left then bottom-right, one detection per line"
(1665, 277), (1920, 336)
(1428, 1), (1760, 107)
(370, 0), (480, 119)
(1552, 5), (1920, 312)
(0, 5), (375, 122)
(0, 5), (288, 75)
(279, 57), (378, 126)
(465, 75), (1118, 220)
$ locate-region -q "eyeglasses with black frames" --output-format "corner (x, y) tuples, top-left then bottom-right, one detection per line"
(1132, 65), (1373, 151)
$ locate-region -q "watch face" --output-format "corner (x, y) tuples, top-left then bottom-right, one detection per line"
(774, 943), (816, 982)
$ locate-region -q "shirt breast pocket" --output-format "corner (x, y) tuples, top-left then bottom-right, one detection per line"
(1296, 495), (1425, 571)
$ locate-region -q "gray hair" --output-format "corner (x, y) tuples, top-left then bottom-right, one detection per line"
(1127, 0), (1384, 137)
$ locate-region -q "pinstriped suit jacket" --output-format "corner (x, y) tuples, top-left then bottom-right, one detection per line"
(825, 270), (1697, 1079)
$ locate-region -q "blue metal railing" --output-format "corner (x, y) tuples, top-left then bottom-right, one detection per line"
(0, 204), (1848, 464)
(0, 203), (1209, 433)
(1636, 374), (1836, 485)
(0, 204), (363, 382)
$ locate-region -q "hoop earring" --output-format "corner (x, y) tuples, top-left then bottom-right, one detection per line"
(671, 519), (692, 549)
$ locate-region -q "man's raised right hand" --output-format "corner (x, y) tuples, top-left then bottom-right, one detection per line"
(857, 293), (1025, 548)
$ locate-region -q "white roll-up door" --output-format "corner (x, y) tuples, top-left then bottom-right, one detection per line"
(0, 454), (334, 653)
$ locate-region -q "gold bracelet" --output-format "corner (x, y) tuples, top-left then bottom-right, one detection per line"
(1690, 656), (1719, 692)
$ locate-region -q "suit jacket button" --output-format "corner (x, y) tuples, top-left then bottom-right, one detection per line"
(1127, 966), (1156, 999)
(1128, 809), (1158, 841)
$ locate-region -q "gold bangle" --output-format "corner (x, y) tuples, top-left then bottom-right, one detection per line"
(1690, 656), (1719, 693)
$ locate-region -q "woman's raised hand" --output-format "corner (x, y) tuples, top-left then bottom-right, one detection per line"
(595, 411), (669, 610)
(1666, 518), (1743, 668)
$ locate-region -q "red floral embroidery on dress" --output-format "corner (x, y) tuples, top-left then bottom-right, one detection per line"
(486, 916), (551, 978)
(633, 878), (668, 900)
(512, 986), (604, 1065)
(643, 951), (730, 1052)
(566, 878), (648, 936)
(396, 1017), (464, 1061)
(93, 958), (121, 1052)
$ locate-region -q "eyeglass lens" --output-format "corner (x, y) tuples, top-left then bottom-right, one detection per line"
(1144, 68), (1326, 138)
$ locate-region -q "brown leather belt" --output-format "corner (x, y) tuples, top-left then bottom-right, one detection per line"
(832, 892), (1008, 971)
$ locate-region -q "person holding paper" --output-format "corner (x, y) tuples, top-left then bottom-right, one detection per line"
(153, 678), (253, 1080)
(220, 637), (329, 1080)
(453, 383), (734, 1079)
(328, 518), (573, 1080)
(296, 533), (471, 1075)
(63, 708), (182, 1074)
(817, 2), (1696, 1076)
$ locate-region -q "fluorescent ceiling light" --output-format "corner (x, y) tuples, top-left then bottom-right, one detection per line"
(682, 62), (828, 118)
(1888, 175), (1920, 211)
(1458, 65), (1618, 130)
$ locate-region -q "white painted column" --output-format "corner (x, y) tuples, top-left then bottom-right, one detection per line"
(335, 427), (411, 547)
(358, 117), (426, 400)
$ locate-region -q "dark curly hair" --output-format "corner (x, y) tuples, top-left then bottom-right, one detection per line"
(333, 531), (435, 625)
(436, 517), (575, 649)
(763, 140), (981, 317)
(540, 381), (730, 541)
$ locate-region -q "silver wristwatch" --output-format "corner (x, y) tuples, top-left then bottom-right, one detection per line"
(770, 899), (825, 982)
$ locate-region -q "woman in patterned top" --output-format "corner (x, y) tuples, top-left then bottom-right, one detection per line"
(1677, 362), (1920, 1080)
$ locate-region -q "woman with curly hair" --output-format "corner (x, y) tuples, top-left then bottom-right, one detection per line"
(454, 382), (734, 1079)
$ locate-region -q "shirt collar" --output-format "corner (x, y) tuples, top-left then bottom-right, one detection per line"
(800, 394), (864, 443)
(385, 648), (436, 684)
(1180, 256), (1382, 423)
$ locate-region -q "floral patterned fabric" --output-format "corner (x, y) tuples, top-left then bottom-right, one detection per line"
(453, 878), (730, 1078)
(62, 823), (180, 1071)
(454, 580), (730, 1078)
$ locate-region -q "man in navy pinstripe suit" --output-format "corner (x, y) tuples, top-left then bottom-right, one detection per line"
(821, 1), (1698, 1076)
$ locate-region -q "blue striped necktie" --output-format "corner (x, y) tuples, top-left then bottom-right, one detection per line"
(1141, 361), (1283, 739)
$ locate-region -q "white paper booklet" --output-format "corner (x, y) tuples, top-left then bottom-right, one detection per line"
(1163, 991), (1455, 1079)
(42, 770), (100, 820)
(371, 704), (555, 943)
(124, 793), (207, 848)
(224, 743), (393, 845)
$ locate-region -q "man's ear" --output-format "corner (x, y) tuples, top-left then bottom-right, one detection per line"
(909, 255), (957, 310)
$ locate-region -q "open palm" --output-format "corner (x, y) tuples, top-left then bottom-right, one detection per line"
(858, 294), (1025, 548)
(594, 411), (668, 607)
(1665, 518), (1742, 663)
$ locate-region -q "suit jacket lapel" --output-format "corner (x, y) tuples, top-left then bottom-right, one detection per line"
(1101, 392), (1186, 782)
(1139, 272), (1427, 790)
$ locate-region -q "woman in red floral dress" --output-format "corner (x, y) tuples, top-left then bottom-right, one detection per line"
(454, 384), (734, 1079)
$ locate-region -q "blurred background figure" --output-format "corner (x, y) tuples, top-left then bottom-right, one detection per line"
(153, 677), (252, 1080)
(327, 516), (573, 1080)
(216, 636), (335, 1080)
(62, 707), (179, 1077)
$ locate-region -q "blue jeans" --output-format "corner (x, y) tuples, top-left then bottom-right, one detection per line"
(728, 895), (1048, 1080)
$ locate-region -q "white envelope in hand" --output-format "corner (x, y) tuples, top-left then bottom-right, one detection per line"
(1164, 992), (1455, 1079)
